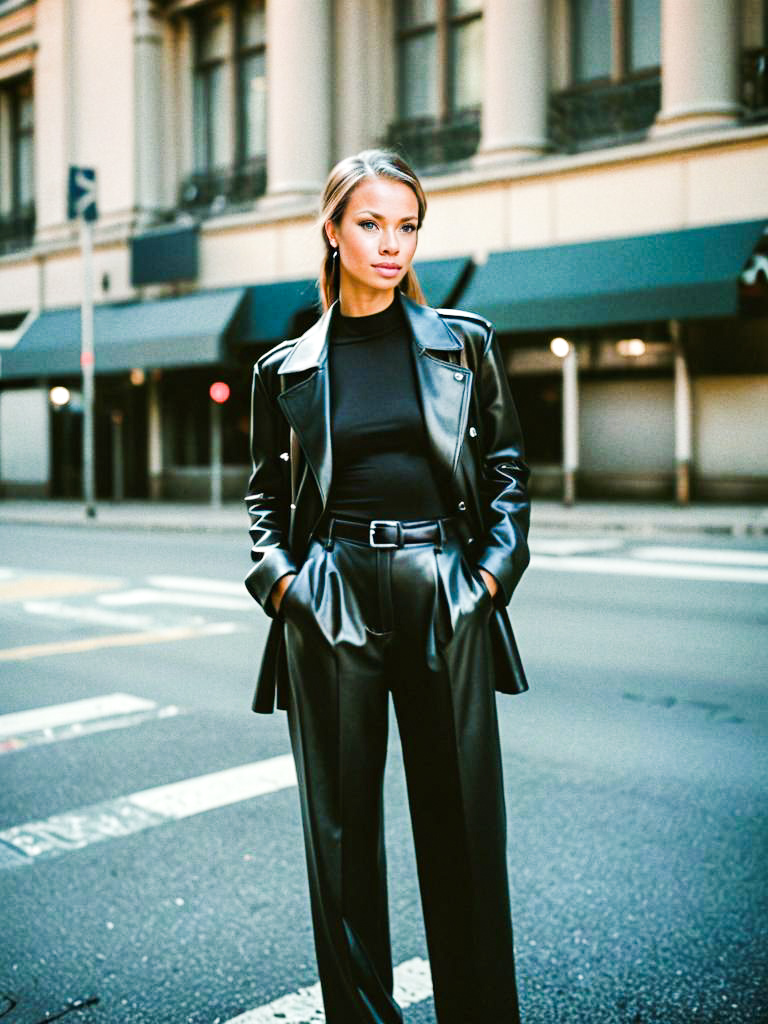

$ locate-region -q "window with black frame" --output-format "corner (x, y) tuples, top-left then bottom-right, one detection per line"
(741, 0), (768, 123)
(181, 0), (266, 214)
(0, 74), (35, 256)
(550, 0), (662, 152)
(386, 0), (482, 171)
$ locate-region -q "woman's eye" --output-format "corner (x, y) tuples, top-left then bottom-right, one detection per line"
(401, 223), (417, 233)
(359, 221), (377, 230)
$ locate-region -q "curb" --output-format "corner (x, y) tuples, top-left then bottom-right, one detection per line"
(2, 504), (767, 538)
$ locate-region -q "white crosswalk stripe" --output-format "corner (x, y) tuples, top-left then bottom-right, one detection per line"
(0, 753), (296, 867)
(631, 545), (768, 567)
(0, 693), (183, 755)
(0, 693), (156, 738)
(98, 588), (252, 611)
(529, 552), (768, 584)
(223, 956), (433, 1023)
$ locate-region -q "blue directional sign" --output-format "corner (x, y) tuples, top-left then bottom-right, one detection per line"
(68, 166), (98, 222)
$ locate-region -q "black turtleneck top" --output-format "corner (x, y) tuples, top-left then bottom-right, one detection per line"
(326, 294), (449, 521)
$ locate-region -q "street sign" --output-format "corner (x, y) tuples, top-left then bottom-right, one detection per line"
(68, 166), (98, 222)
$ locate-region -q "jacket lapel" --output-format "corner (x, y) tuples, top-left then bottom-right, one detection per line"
(401, 294), (473, 477)
(276, 304), (333, 506)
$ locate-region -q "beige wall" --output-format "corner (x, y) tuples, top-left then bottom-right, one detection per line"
(0, 387), (49, 483)
(694, 376), (768, 476)
(580, 379), (676, 474)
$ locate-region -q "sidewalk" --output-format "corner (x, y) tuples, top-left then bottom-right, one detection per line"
(1, 498), (767, 537)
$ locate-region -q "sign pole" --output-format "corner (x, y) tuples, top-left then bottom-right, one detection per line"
(81, 216), (97, 517)
(69, 165), (99, 519)
(210, 399), (222, 509)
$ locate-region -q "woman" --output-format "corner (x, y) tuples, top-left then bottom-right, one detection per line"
(245, 149), (530, 1024)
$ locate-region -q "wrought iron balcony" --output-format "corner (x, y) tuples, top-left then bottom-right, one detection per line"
(384, 108), (481, 171)
(741, 48), (768, 123)
(178, 157), (267, 216)
(549, 75), (661, 153)
(0, 204), (35, 257)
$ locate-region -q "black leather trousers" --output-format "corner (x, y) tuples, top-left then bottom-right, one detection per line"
(281, 527), (521, 1024)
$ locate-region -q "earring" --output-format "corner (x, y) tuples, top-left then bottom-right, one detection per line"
(331, 247), (338, 261)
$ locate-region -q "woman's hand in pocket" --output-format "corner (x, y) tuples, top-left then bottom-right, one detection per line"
(271, 573), (297, 615)
(477, 567), (498, 601)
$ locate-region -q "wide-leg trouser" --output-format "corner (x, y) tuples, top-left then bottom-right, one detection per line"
(281, 529), (521, 1024)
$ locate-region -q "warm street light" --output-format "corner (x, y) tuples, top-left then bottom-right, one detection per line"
(49, 386), (71, 407)
(550, 336), (571, 358)
(617, 339), (646, 357)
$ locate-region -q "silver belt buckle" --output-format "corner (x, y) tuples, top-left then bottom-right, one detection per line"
(369, 520), (400, 548)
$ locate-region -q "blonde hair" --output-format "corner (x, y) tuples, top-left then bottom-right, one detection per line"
(317, 149), (427, 312)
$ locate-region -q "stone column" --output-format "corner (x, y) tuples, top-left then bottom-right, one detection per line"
(653, 0), (740, 136)
(334, 0), (394, 159)
(475, 0), (549, 166)
(34, 0), (75, 240)
(133, 0), (164, 225)
(265, 0), (331, 199)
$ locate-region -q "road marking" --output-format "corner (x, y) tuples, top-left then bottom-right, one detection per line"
(528, 538), (624, 556)
(23, 599), (158, 631)
(0, 693), (155, 738)
(0, 621), (241, 661)
(0, 704), (182, 755)
(223, 956), (432, 1023)
(99, 588), (252, 611)
(530, 553), (768, 585)
(632, 545), (768, 567)
(0, 575), (121, 602)
(0, 754), (297, 866)
(0, 693), (183, 754)
(148, 575), (246, 596)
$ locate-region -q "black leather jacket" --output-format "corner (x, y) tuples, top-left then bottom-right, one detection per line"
(244, 291), (531, 713)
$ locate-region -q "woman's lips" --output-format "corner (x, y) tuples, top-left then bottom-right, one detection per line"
(373, 264), (401, 278)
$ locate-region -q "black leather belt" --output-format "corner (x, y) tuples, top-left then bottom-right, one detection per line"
(321, 516), (459, 549)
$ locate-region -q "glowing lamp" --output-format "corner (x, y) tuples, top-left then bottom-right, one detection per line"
(209, 381), (230, 404)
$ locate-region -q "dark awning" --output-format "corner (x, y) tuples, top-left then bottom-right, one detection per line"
(414, 257), (472, 308)
(459, 220), (768, 333)
(1, 288), (246, 379)
(239, 278), (320, 344)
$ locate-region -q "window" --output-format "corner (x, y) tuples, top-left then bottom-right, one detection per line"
(550, 0), (661, 151)
(182, 0), (267, 213)
(741, 0), (768, 123)
(0, 74), (35, 255)
(387, 0), (483, 170)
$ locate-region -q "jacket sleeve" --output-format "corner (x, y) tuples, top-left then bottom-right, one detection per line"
(243, 361), (299, 617)
(474, 325), (531, 606)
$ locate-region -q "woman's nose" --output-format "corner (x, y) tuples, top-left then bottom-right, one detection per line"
(380, 230), (399, 254)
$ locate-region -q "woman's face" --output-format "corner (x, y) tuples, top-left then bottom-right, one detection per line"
(325, 177), (420, 310)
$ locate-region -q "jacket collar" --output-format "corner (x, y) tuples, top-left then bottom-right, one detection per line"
(277, 291), (463, 375)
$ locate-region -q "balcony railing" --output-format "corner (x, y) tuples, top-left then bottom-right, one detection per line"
(548, 75), (661, 153)
(178, 157), (267, 216)
(741, 47), (768, 123)
(384, 108), (481, 171)
(0, 204), (35, 257)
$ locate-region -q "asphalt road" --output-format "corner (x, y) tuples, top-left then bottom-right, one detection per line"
(1, 523), (766, 1024)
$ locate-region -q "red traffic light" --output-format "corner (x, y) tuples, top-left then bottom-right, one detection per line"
(209, 381), (230, 404)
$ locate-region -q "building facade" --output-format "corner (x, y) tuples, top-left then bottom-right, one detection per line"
(0, 0), (766, 501)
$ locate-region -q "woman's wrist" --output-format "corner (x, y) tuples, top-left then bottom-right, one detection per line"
(478, 567), (498, 600)
(271, 573), (296, 614)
